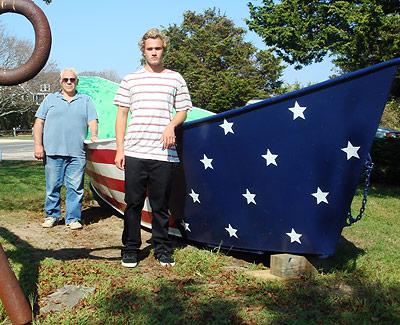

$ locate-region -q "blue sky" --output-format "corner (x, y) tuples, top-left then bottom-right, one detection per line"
(1, 0), (333, 85)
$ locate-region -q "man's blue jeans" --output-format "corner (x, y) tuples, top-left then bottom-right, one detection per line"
(44, 155), (86, 224)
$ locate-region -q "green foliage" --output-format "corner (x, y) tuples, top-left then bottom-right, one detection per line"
(380, 99), (400, 130)
(247, 0), (400, 69)
(163, 8), (284, 112)
(247, 0), (400, 96)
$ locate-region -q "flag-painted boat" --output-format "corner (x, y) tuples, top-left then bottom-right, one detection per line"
(82, 58), (400, 257)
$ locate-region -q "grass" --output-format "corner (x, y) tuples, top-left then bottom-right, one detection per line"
(0, 161), (399, 324)
(0, 160), (92, 211)
(0, 135), (33, 140)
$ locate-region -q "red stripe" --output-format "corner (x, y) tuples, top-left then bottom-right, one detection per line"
(129, 122), (168, 127)
(131, 107), (170, 111)
(87, 149), (116, 164)
(129, 83), (175, 88)
(127, 76), (181, 82)
(134, 90), (173, 95)
(129, 130), (164, 135)
(131, 115), (170, 120)
(124, 136), (160, 141)
(141, 210), (178, 228)
(86, 169), (125, 193)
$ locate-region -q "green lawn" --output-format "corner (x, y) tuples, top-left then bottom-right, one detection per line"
(0, 161), (399, 324)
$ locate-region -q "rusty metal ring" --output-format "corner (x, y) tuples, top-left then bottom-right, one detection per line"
(0, 0), (52, 86)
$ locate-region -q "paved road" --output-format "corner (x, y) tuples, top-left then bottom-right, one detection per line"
(0, 139), (35, 161)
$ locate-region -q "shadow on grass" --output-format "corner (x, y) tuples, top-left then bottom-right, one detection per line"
(0, 226), (121, 317)
(94, 270), (400, 324)
(96, 280), (244, 325)
(172, 234), (365, 274)
(355, 183), (400, 199)
(1, 226), (399, 324)
(308, 235), (365, 273)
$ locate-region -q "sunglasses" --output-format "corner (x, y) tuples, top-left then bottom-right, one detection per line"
(61, 77), (77, 83)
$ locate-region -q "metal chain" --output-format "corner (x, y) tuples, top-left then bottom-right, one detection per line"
(346, 154), (374, 226)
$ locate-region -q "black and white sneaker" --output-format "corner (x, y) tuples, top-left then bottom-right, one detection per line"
(156, 253), (175, 267)
(121, 253), (138, 268)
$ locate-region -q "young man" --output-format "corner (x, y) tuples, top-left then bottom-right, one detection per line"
(114, 28), (192, 268)
(33, 68), (98, 230)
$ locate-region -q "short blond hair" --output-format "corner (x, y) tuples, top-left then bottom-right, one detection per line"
(60, 68), (78, 79)
(138, 28), (168, 53)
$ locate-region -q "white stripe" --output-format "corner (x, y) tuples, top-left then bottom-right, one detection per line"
(84, 139), (116, 149)
(86, 161), (125, 181)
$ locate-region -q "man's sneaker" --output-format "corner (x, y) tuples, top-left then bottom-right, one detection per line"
(42, 217), (57, 228)
(121, 253), (138, 268)
(157, 253), (175, 267)
(66, 221), (83, 230)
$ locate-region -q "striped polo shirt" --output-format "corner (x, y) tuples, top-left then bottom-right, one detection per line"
(114, 68), (192, 162)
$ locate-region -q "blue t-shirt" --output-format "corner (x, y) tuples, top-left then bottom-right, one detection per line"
(35, 91), (98, 158)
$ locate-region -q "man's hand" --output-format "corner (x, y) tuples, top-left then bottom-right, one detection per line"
(114, 149), (125, 170)
(34, 144), (45, 160)
(90, 135), (98, 143)
(161, 124), (176, 149)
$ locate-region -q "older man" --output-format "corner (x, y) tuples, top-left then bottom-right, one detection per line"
(33, 68), (98, 230)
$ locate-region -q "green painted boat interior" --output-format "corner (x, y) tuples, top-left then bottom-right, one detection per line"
(77, 76), (214, 139)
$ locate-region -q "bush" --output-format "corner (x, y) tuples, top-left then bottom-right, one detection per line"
(370, 139), (400, 185)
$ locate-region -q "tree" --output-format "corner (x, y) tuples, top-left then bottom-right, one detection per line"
(247, 0), (400, 69)
(247, 0), (400, 128)
(0, 24), (59, 130)
(162, 8), (284, 112)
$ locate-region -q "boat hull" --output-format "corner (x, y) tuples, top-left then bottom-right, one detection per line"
(86, 58), (400, 256)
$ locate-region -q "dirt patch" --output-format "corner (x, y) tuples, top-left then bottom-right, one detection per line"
(0, 206), (151, 260)
(0, 205), (259, 270)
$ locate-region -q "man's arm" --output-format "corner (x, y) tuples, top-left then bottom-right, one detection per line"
(115, 106), (129, 170)
(33, 118), (45, 160)
(88, 119), (98, 142)
(161, 110), (187, 150)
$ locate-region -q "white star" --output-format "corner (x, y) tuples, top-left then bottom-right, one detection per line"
(261, 149), (278, 166)
(181, 220), (191, 232)
(189, 189), (200, 203)
(200, 154), (214, 169)
(311, 187), (329, 204)
(288, 101), (307, 120)
(341, 141), (360, 160)
(219, 119), (234, 135)
(286, 228), (302, 244)
(242, 189), (256, 205)
(225, 224), (238, 238)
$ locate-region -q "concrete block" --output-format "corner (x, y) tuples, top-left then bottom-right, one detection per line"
(270, 254), (317, 278)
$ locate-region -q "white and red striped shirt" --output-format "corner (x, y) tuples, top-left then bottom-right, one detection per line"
(114, 68), (192, 162)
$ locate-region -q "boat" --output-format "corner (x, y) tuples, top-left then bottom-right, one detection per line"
(81, 58), (400, 256)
